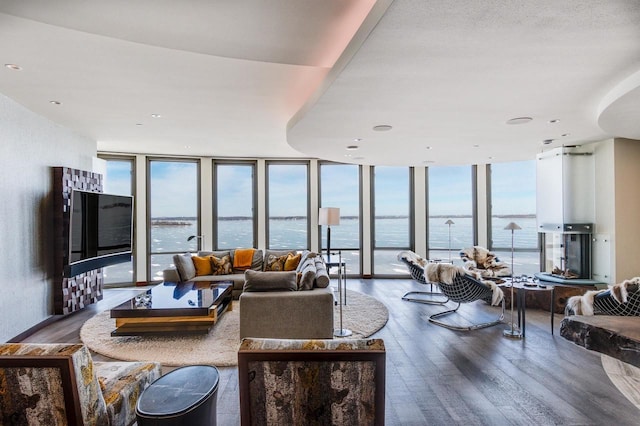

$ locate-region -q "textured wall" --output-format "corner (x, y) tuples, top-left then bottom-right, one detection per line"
(0, 94), (95, 341)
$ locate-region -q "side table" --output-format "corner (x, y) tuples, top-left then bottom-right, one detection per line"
(503, 280), (555, 338)
(324, 251), (351, 337)
(136, 365), (219, 425)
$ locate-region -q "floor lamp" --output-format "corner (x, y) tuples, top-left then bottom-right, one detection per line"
(187, 235), (204, 251)
(318, 207), (340, 262)
(445, 219), (455, 262)
(503, 222), (522, 339)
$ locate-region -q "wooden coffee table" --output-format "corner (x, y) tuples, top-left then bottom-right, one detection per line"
(110, 281), (233, 336)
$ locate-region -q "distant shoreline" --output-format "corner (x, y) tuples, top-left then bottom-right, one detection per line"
(151, 214), (535, 225)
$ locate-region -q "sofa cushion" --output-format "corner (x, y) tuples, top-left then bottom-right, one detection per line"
(263, 250), (296, 271)
(285, 253), (302, 271)
(232, 249), (264, 273)
(314, 257), (330, 288)
(298, 261), (316, 291)
(173, 253), (196, 281)
(211, 255), (233, 275)
(192, 255), (214, 276)
(244, 270), (297, 292)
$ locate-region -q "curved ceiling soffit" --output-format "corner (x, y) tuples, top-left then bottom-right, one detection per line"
(598, 68), (640, 140)
(286, 0), (394, 153)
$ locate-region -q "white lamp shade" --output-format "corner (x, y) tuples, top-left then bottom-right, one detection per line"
(319, 207), (340, 226)
(504, 222), (521, 231)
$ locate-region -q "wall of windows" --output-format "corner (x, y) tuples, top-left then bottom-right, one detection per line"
(214, 162), (256, 249)
(489, 160), (538, 275)
(372, 166), (412, 275)
(101, 157), (135, 286)
(428, 165), (475, 263)
(147, 159), (200, 281)
(319, 163), (361, 274)
(266, 162), (309, 250)
(96, 153), (540, 283)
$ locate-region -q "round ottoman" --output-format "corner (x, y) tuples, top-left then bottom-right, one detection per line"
(136, 365), (219, 426)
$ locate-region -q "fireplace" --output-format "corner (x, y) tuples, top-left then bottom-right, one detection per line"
(539, 223), (592, 281)
(536, 146), (599, 285)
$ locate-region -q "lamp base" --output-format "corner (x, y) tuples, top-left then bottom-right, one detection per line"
(503, 328), (523, 339)
(334, 328), (352, 337)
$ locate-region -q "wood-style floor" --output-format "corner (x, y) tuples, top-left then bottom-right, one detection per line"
(19, 279), (640, 425)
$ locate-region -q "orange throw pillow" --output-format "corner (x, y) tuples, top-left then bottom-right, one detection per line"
(284, 253), (302, 271)
(192, 255), (213, 276)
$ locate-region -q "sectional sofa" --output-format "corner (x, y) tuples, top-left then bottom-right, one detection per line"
(163, 249), (335, 339)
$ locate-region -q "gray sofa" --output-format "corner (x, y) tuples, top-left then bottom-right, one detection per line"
(162, 249), (331, 299)
(239, 270), (334, 339)
(163, 249), (335, 339)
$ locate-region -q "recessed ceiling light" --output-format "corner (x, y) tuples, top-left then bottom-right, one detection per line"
(49, 100), (61, 105)
(506, 117), (533, 125)
(346, 145), (359, 150)
(151, 114), (161, 118)
(353, 138), (363, 142)
(4, 64), (21, 70)
(561, 133), (570, 137)
(373, 125), (393, 131)
(425, 146), (432, 150)
(344, 154), (352, 158)
(184, 145), (191, 149)
(542, 139), (554, 145)
(548, 119), (560, 124)
(473, 144), (480, 148)
(136, 123), (143, 126)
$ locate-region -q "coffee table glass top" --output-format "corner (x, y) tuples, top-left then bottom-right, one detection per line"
(111, 282), (232, 316)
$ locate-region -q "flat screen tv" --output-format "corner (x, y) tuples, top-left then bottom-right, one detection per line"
(65, 190), (133, 278)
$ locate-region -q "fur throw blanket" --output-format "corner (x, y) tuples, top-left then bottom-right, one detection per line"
(459, 246), (511, 278)
(424, 263), (504, 306)
(565, 277), (640, 315)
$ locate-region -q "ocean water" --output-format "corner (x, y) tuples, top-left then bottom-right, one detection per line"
(105, 216), (540, 283)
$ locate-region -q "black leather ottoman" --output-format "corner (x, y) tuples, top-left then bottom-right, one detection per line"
(136, 365), (219, 425)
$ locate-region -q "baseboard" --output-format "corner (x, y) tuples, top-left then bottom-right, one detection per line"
(8, 315), (62, 343)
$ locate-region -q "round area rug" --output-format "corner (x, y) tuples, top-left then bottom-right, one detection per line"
(80, 289), (388, 367)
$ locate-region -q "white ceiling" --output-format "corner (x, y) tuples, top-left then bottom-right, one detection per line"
(1, 0), (639, 165)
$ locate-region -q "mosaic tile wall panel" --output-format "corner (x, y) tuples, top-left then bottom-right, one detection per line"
(53, 167), (104, 315)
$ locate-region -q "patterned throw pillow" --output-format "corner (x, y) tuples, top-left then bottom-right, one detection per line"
(192, 255), (213, 276)
(265, 254), (289, 271)
(211, 255), (232, 275)
(284, 253), (302, 271)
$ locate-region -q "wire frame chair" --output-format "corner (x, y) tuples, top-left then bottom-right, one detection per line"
(593, 285), (640, 316)
(397, 251), (449, 305)
(429, 272), (505, 331)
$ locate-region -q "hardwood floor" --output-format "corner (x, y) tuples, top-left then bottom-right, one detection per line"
(18, 279), (640, 425)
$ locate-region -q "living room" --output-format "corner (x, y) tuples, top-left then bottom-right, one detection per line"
(2, 1), (640, 425)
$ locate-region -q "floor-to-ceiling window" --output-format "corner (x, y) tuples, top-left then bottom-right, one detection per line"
(319, 162), (361, 274)
(428, 165), (475, 264)
(372, 166), (412, 275)
(266, 162), (309, 250)
(489, 160), (538, 275)
(101, 157), (135, 286)
(148, 159), (200, 281)
(214, 161), (256, 249)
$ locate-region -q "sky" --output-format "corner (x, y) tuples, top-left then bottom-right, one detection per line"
(104, 160), (536, 218)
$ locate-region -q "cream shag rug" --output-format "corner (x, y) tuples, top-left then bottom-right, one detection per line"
(80, 289), (388, 367)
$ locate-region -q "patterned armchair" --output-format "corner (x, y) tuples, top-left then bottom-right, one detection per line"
(238, 338), (386, 426)
(0, 343), (161, 426)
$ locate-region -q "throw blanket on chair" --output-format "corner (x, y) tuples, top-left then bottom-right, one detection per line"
(425, 263), (504, 306)
(233, 248), (256, 270)
(565, 277), (640, 315)
(460, 246), (511, 278)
